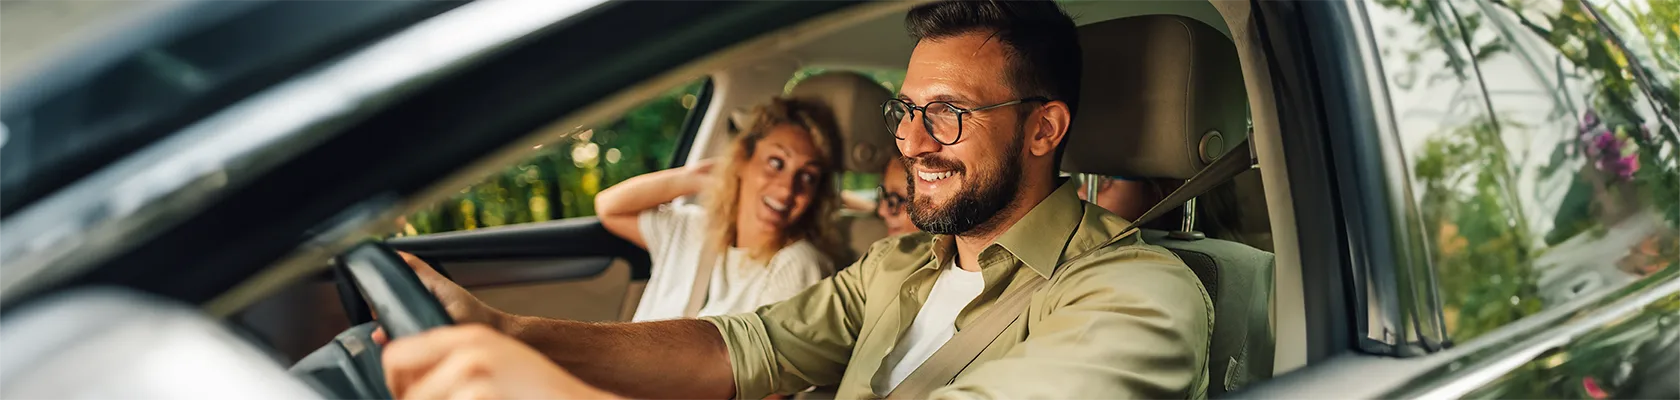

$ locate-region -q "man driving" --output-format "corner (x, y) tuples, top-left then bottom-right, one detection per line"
(381, 1), (1213, 398)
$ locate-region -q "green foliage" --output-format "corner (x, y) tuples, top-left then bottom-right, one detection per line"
(1384, 0), (1679, 396)
(1385, 0), (1679, 339)
(1414, 119), (1544, 339)
(397, 80), (707, 235)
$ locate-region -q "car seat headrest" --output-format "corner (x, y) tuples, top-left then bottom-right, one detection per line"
(1061, 15), (1247, 180)
(789, 71), (898, 173)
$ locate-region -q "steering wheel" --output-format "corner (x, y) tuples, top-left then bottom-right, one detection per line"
(337, 242), (454, 337)
(290, 242), (453, 399)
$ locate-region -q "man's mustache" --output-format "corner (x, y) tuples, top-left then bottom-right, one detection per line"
(903, 155), (964, 174)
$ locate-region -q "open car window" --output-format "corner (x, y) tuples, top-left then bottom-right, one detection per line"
(395, 78), (712, 236)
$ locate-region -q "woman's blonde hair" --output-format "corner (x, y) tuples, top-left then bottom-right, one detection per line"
(703, 96), (845, 262)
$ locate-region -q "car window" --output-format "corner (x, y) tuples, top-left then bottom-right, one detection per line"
(786, 66), (905, 200)
(395, 78), (711, 236)
(1368, 0), (1678, 343)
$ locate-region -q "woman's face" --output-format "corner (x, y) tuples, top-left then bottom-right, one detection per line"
(735, 124), (825, 240)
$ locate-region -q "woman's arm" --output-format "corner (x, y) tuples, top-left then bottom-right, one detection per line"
(595, 160), (713, 249)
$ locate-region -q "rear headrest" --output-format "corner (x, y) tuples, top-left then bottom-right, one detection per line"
(1062, 15), (1247, 180)
(789, 71), (897, 173)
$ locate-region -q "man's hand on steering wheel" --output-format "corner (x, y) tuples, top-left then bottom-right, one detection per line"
(396, 252), (507, 328)
(372, 252), (508, 344)
(375, 253), (620, 399)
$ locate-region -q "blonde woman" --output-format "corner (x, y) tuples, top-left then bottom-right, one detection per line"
(596, 97), (843, 321)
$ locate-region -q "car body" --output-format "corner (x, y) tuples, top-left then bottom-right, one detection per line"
(1, 0), (1674, 398)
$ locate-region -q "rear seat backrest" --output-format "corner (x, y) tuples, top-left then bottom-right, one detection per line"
(1062, 15), (1274, 397)
(788, 71), (896, 263)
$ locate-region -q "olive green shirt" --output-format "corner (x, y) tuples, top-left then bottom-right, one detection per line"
(703, 182), (1213, 399)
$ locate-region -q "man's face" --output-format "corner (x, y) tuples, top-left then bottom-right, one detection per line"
(896, 32), (1030, 235)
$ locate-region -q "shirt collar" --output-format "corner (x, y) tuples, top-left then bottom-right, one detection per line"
(927, 180), (1086, 278)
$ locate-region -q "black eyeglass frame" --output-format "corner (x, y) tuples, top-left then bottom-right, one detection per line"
(875, 185), (908, 216)
(882, 96), (1051, 145)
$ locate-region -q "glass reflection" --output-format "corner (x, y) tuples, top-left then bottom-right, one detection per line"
(1368, 0), (1678, 343)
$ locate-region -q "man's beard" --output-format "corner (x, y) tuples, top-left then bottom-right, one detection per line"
(905, 128), (1024, 236)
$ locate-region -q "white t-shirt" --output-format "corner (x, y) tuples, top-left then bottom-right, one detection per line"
(872, 260), (985, 394)
(632, 204), (835, 322)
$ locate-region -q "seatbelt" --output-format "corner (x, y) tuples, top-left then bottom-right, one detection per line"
(1121, 139), (1256, 243)
(884, 139), (1254, 399)
(883, 277), (1047, 399)
(683, 246), (722, 318)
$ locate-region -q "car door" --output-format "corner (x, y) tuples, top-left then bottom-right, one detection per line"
(1234, 0), (1678, 398)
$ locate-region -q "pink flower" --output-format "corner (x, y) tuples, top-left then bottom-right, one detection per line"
(1599, 131), (1622, 153)
(1596, 153), (1640, 181)
(1583, 376), (1608, 399)
(1618, 154), (1640, 180)
(1581, 110), (1601, 133)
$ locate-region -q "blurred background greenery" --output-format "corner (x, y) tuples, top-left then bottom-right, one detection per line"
(396, 67), (905, 236)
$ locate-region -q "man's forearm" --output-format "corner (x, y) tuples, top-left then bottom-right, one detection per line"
(499, 315), (737, 399)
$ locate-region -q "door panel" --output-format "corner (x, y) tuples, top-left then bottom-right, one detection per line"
(387, 217), (651, 274)
(469, 259), (636, 323)
(389, 217), (654, 324)
(444, 258), (620, 287)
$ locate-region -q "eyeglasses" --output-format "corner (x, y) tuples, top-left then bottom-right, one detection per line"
(876, 186), (908, 216)
(882, 97), (1050, 145)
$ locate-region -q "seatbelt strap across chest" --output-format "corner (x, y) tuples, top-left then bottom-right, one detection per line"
(683, 246), (722, 318)
(883, 276), (1047, 399)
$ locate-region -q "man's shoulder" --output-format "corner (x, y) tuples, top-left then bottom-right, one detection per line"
(1057, 240), (1209, 307)
(1060, 202), (1201, 291)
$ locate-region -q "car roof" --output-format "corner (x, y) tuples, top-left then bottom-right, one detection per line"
(780, 0), (1230, 70)
(0, 0), (463, 217)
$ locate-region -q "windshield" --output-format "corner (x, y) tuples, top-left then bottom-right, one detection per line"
(0, 0), (463, 217)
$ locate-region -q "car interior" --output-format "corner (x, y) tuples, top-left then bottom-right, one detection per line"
(3, 0), (1313, 398)
(266, 0), (1289, 395)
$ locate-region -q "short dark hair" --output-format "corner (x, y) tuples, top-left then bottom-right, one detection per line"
(905, 0), (1081, 167)
(906, 0), (1081, 118)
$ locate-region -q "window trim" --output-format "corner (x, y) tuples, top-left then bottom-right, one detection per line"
(1300, 0), (1450, 357)
(1252, 0), (1359, 364)
(667, 77), (716, 169)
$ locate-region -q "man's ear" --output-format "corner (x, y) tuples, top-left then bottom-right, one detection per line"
(1027, 101), (1071, 157)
